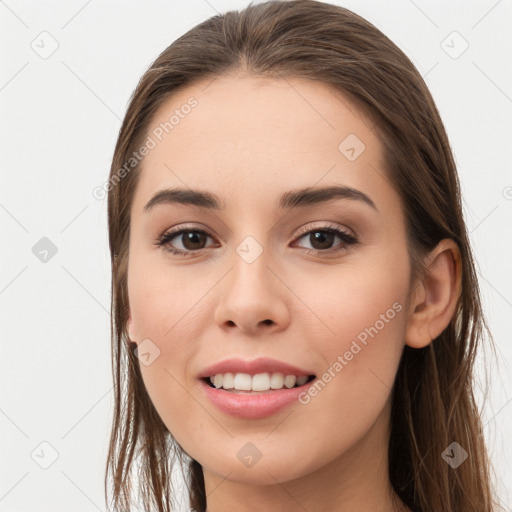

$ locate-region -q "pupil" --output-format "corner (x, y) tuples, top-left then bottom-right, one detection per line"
(183, 231), (206, 250)
(311, 231), (333, 250)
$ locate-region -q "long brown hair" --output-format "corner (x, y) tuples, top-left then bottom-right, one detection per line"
(104, 1), (501, 511)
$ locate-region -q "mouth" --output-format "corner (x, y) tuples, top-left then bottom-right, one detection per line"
(199, 372), (317, 419)
(201, 372), (316, 394)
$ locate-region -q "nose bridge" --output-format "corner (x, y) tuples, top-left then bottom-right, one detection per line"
(230, 233), (276, 301)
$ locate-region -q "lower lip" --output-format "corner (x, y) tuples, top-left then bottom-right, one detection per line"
(199, 378), (315, 419)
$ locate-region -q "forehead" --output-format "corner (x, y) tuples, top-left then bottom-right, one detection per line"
(131, 73), (396, 216)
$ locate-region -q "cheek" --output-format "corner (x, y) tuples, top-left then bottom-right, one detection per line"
(295, 247), (409, 349)
(127, 249), (212, 344)
(291, 251), (410, 413)
(127, 259), (216, 426)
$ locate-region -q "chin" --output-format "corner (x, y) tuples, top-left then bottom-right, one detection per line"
(195, 441), (322, 486)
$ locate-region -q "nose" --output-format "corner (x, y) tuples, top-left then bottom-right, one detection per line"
(213, 246), (290, 336)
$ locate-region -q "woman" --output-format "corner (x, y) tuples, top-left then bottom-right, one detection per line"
(104, 1), (501, 511)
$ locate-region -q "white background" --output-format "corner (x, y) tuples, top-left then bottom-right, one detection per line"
(1, 0), (511, 510)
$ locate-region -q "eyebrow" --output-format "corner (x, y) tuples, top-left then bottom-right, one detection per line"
(143, 185), (377, 213)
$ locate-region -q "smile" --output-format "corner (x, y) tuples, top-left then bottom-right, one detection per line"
(200, 374), (317, 419)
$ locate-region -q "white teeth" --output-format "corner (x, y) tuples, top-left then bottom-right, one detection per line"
(207, 372), (311, 391)
(213, 374), (223, 389)
(222, 372), (234, 389)
(252, 373), (270, 391)
(270, 372), (285, 389)
(233, 373), (252, 390)
(296, 375), (308, 386)
(284, 375), (296, 388)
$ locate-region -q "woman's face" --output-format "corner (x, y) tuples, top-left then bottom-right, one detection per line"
(127, 73), (413, 485)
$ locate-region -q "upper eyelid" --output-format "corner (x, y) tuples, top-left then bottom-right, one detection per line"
(294, 222), (354, 238)
(163, 221), (352, 236)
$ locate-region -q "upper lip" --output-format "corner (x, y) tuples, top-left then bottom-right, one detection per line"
(198, 357), (315, 379)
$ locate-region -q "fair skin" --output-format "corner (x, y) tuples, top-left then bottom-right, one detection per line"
(126, 72), (461, 512)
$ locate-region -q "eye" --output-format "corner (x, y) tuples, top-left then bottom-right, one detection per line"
(155, 223), (359, 257)
(293, 224), (359, 255)
(155, 227), (216, 256)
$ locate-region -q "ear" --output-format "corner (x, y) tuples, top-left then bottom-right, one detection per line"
(405, 239), (462, 348)
(127, 313), (138, 342)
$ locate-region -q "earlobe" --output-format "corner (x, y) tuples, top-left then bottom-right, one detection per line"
(405, 239), (462, 349)
(127, 314), (137, 342)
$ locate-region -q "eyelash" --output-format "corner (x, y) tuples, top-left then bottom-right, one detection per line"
(155, 223), (359, 257)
